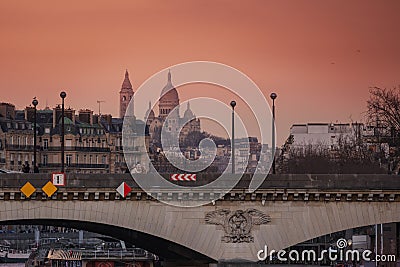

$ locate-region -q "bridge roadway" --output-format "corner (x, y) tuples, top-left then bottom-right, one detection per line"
(0, 173), (400, 266)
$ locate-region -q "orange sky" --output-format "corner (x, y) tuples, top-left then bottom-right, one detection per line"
(1, 0), (400, 145)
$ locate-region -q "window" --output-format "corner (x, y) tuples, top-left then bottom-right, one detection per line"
(43, 139), (49, 150)
(17, 136), (21, 147)
(76, 155), (79, 164)
(66, 139), (72, 147)
(96, 155), (98, 164)
(42, 155), (48, 166)
(83, 155), (87, 164)
(89, 155), (92, 164)
(102, 155), (107, 164)
(66, 155), (72, 166)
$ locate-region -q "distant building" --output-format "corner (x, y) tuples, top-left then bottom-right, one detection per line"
(288, 122), (391, 153)
(234, 137), (262, 173)
(145, 70), (201, 148)
(289, 123), (361, 151)
(0, 71), (147, 173)
(0, 103), (33, 170)
(282, 122), (400, 172)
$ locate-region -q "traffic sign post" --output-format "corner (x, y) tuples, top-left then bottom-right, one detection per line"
(52, 172), (66, 186)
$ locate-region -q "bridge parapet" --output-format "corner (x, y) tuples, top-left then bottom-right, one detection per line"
(0, 174), (399, 203)
(0, 187), (399, 203)
(0, 173), (399, 190)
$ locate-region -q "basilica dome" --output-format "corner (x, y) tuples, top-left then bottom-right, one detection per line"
(160, 70), (179, 102)
(159, 70), (179, 119)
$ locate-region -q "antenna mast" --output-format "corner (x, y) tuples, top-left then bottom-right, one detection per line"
(97, 100), (105, 115)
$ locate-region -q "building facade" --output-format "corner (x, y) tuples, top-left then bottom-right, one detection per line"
(0, 71), (147, 174)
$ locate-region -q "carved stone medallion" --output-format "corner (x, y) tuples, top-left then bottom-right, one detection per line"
(205, 209), (271, 243)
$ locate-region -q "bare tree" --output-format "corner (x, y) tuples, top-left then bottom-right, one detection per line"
(367, 86), (400, 132)
(280, 136), (385, 174)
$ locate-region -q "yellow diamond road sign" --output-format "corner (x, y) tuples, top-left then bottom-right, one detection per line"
(42, 181), (58, 197)
(20, 182), (36, 198)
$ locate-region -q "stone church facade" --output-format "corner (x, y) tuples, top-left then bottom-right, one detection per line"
(144, 71), (201, 148)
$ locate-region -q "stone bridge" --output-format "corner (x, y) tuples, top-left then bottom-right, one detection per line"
(0, 173), (400, 266)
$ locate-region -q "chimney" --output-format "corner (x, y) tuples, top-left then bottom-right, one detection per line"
(101, 114), (112, 126)
(0, 103), (16, 120)
(78, 109), (93, 125)
(93, 114), (99, 124)
(53, 105), (62, 128)
(25, 106), (35, 122)
(64, 108), (75, 124)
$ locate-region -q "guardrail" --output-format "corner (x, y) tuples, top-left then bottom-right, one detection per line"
(81, 248), (154, 259)
(48, 248), (157, 260)
(0, 173), (399, 190)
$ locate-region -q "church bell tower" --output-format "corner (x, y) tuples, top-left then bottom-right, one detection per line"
(119, 70), (134, 118)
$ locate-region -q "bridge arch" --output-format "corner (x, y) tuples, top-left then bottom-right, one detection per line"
(2, 218), (213, 264)
(1, 199), (400, 262)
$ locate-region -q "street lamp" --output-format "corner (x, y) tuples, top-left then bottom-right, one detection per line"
(32, 97), (38, 173)
(230, 100), (236, 174)
(270, 93), (277, 174)
(60, 91), (67, 173)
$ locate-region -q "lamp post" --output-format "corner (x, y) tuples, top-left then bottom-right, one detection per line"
(270, 93), (277, 174)
(32, 97), (38, 172)
(60, 91), (67, 172)
(230, 100), (236, 174)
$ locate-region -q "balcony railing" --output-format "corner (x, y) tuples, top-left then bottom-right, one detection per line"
(38, 163), (109, 169)
(5, 145), (36, 151)
(41, 146), (110, 152)
(5, 145), (110, 153)
(123, 146), (142, 152)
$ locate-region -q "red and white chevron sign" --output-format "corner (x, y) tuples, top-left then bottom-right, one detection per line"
(170, 173), (197, 181)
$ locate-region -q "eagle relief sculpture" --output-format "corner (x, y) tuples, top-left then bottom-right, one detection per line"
(205, 209), (271, 243)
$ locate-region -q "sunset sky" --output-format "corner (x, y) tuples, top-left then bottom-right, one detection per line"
(1, 0), (400, 145)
